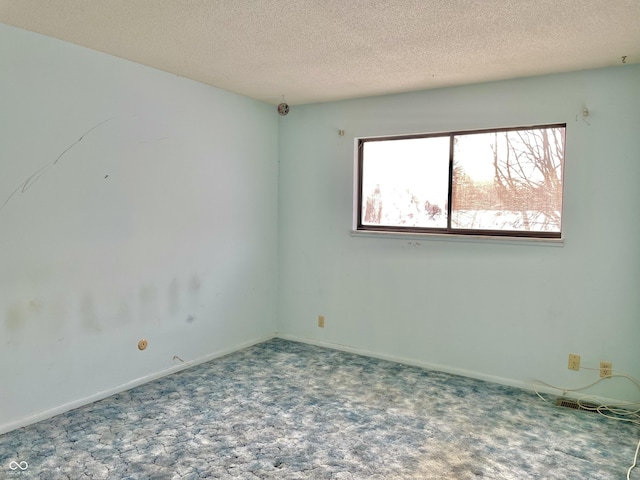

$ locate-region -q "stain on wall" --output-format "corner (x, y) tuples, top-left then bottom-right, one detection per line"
(5, 305), (26, 332)
(1, 22), (279, 433)
(168, 278), (180, 316)
(80, 293), (101, 332)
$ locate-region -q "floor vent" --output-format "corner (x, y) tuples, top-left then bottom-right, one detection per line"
(556, 398), (598, 412)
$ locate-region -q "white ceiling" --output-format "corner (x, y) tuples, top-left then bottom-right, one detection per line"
(1, 1), (638, 105)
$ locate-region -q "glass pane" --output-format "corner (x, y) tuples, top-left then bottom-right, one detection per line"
(361, 136), (449, 228)
(451, 127), (564, 232)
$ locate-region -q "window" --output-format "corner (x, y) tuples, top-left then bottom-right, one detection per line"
(357, 124), (565, 239)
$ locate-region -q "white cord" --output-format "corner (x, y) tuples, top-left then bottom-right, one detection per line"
(172, 355), (191, 366)
(579, 366), (640, 389)
(532, 380), (640, 426)
(533, 366), (640, 478)
(627, 438), (640, 480)
(534, 373), (640, 395)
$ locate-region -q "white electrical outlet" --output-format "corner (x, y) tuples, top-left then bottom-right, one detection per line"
(568, 353), (580, 371)
(600, 361), (612, 378)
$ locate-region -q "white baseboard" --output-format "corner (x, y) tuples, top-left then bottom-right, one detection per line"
(0, 334), (276, 436)
(2, 332), (627, 435)
(275, 333), (627, 407)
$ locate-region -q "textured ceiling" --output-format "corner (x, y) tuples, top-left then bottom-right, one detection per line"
(1, 1), (638, 105)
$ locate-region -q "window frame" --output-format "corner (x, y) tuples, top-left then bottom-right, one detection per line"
(355, 123), (566, 240)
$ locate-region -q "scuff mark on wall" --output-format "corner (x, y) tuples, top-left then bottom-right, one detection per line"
(53, 118), (114, 165)
(1, 114), (174, 216)
(188, 275), (201, 293)
(0, 117), (114, 213)
(187, 274), (202, 322)
(1, 165), (50, 211)
(28, 299), (43, 313)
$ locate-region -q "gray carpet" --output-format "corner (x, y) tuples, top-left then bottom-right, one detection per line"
(1, 338), (638, 479)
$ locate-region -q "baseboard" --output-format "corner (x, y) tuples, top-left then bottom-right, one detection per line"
(275, 333), (626, 407)
(3, 332), (625, 435)
(0, 333), (276, 436)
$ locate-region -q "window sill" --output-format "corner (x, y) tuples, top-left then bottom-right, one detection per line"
(350, 229), (564, 246)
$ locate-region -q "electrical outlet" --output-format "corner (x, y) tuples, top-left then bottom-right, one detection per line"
(600, 361), (612, 378)
(568, 353), (580, 371)
(318, 315), (325, 328)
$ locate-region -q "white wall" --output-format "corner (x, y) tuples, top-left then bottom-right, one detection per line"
(277, 66), (640, 402)
(0, 24), (279, 433)
(2, 23), (638, 436)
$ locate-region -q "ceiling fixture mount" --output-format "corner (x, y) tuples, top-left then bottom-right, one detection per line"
(277, 96), (289, 116)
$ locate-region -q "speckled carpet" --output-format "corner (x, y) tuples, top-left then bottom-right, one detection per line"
(1, 338), (638, 479)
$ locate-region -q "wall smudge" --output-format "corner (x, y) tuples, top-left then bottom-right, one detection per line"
(168, 278), (180, 316)
(5, 305), (26, 332)
(80, 293), (101, 332)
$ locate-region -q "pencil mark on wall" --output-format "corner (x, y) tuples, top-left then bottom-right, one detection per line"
(53, 118), (114, 165)
(22, 167), (48, 192)
(0, 117), (114, 213)
(0, 165), (50, 211)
